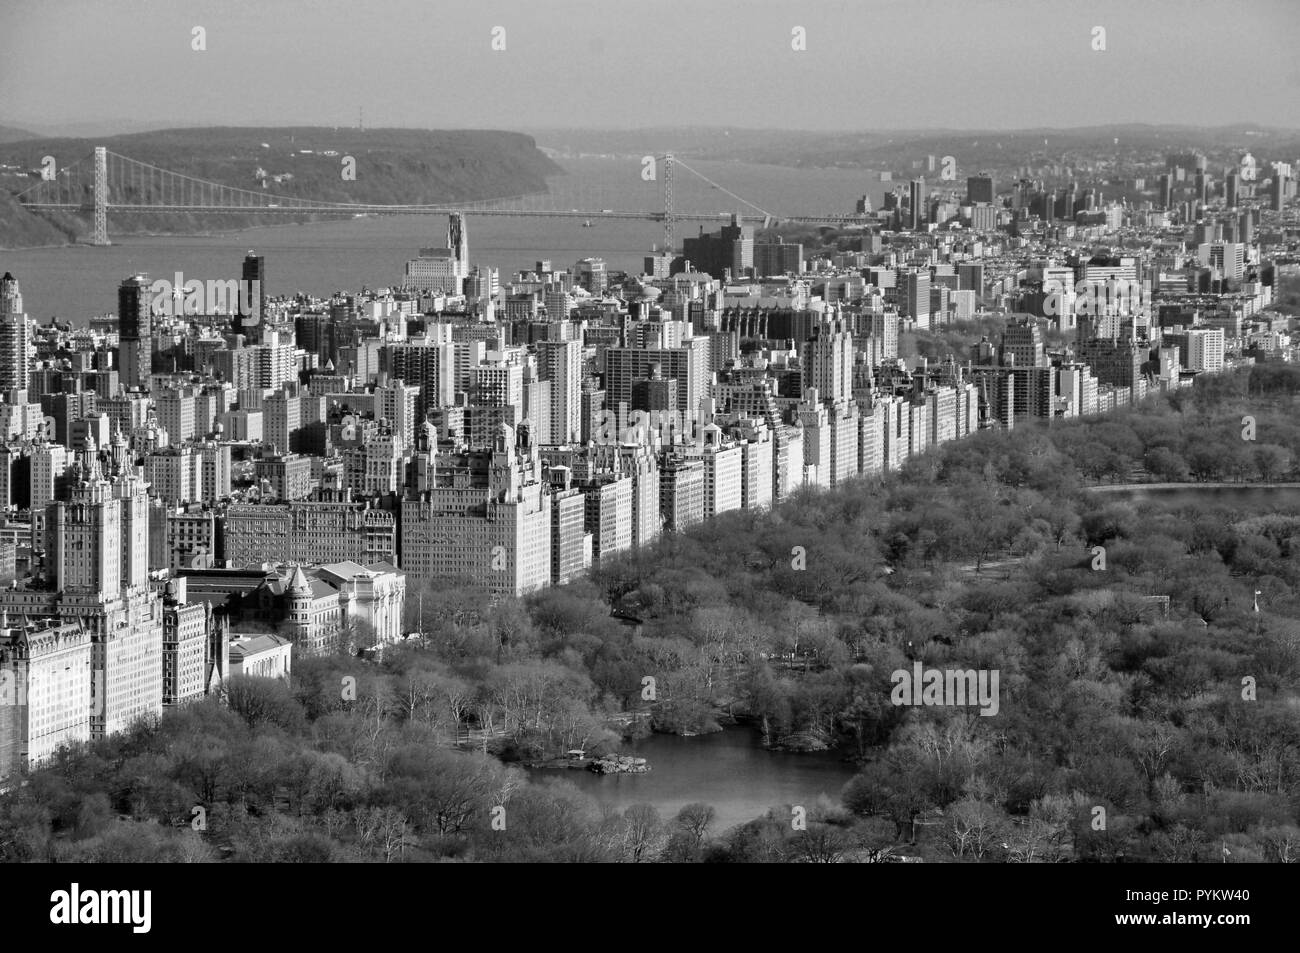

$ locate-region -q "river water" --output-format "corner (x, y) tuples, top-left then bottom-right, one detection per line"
(531, 727), (860, 833)
(2, 156), (887, 323)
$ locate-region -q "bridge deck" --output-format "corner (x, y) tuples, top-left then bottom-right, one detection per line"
(19, 202), (865, 226)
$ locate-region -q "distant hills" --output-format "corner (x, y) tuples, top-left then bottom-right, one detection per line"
(529, 123), (1300, 171)
(0, 126), (563, 249)
(0, 118), (196, 139)
(5, 121), (1296, 249)
(0, 125), (37, 144)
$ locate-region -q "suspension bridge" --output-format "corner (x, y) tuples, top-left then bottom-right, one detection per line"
(13, 147), (868, 247)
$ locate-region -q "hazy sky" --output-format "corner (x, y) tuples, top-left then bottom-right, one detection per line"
(3, 0), (1299, 133)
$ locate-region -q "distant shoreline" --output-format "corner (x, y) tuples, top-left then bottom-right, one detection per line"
(1086, 482), (1300, 492)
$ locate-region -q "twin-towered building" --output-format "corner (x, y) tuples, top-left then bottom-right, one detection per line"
(0, 432), (405, 786)
(0, 445), (167, 785)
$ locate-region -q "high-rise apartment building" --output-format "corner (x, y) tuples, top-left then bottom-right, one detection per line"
(384, 340), (470, 417)
(903, 271), (932, 328)
(999, 318), (1046, 368)
(801, 318), (853, 405)
(0, 272), (30, 396)
(0, 619), (92, 784)
(574, 258), (608, 294)
(401, 214), (470, 294)
(161, 577), (210, 709)
(400, 425), (551, 597)
(1187, 327), (1225, 372)
(223, 498), (397, 568)
(659, 456), (705, 532)
(537, 339), (582, 445)
(753, 239), (804, 277)
(262, 390), (302, 455)
(603, 336), (710, 419)
(237, 251), (266, 336)
(1158, 173), (1172, 209)
(38, 457), (162, 740)
(909, 177), (926, 230)
(680, 215), (754, 279)
(118, 275), (153, 391)
(967, 173), (995, 205)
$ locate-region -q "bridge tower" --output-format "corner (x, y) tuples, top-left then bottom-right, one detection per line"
(663, 153), (674, 255)
(91, 147), (109, 246)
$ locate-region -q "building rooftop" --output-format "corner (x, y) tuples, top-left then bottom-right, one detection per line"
(229, 633), (291, 658)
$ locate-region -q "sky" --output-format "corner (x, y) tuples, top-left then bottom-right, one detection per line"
(2, 0), (1300, 133)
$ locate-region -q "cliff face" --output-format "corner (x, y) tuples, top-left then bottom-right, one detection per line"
(0, 126), (564, 248)
(0, 190), (70, 247)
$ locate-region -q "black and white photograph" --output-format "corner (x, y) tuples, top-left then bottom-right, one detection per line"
(0, 0), (1297, 929)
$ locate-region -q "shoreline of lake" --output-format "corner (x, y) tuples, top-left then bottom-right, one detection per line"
(523, 725), (862, 833)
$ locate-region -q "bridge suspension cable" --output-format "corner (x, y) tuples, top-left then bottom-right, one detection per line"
(671, 156), (775, 221)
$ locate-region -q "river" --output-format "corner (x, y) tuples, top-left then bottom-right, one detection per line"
(529, 727), (860, 833)
(2, 156), (888, 323)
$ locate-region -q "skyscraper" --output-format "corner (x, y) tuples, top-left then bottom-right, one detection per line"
(999, 317), (1046, 368)
(400, 425), (551, 597)
(966, 173), (995, 205)
(801, 318), (853, 405)
(0, 272), (30, 395)
(401, 215), (470, 294)
(679, 215), (754, 279)
(538, 339), (582, 444)
(909, 177), (926, 230)
(117, 274), (153, 391)
(237, 251), (266, 335)
(957, 262), (984, 297)
(903, 271), (931, 328)
(603, 336), (709, 419)
(39, 453), (162, 739)
(574, 257), (608, 293)
(448, 212), (469, 277)
(1239, 210), (1255, 244)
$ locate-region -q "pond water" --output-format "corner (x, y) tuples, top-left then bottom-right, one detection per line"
(528, 726), (861, 833)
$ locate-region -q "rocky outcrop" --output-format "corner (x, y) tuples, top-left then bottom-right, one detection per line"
(588, 755), (650, 775)
(766, 729), (832, 752)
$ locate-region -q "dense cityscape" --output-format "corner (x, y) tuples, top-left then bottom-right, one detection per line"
(1, 135), (1298, 845)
